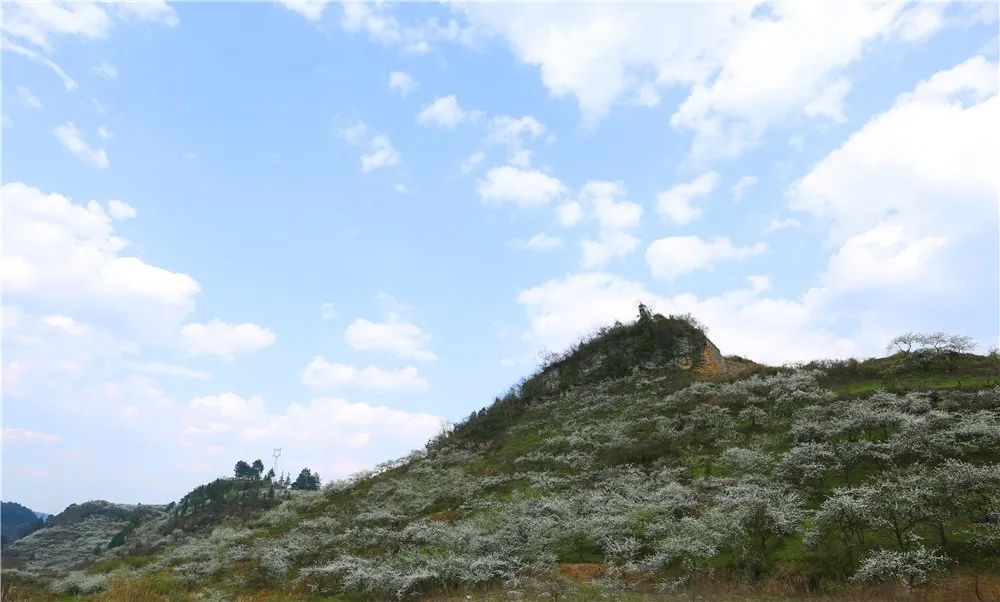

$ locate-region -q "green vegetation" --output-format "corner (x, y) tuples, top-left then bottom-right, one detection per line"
(2, 313), (997, 601)
(0, 501), (45, 546)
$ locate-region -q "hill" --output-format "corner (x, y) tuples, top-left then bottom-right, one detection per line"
(2, 310), (998, 601)
(0, 502), (45, 546)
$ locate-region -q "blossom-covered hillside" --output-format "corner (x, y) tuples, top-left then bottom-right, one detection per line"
(2, 313), (998, 601)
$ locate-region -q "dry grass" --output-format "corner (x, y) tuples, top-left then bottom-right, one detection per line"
(93, 579), (173, 601)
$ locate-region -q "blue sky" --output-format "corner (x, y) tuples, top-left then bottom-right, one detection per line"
(2, 1), (998, 512)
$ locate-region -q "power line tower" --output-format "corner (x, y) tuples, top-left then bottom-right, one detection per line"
(271, 448), (282, 481)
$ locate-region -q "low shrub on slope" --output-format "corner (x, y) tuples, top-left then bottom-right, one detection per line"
(3, 314), (998, 600)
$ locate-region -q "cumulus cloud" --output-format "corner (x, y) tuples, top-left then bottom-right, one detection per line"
(388, 70), (418, 96)
(336, 121), (400, 172)
(581, 231), (640, 268)
(557, 181), (645, 267)
(107, 199), (135, 219)
(301, 358), (428, 392)
(516, 271), (856, 365)
(54, 122), (109, 169)
(180, 320), (276, 359)
(418, 95), (483, 128)
(789, 54), (998, 324)
(790, 55), (998, 244)
(485, 115), (546, 166)
(339, 2), (461, 54)
(556, 201), (584, 227)
(656, 172), (718, 225)
(361, 134), (401, 172)
(581, 181), (642, 231)
(2, 183), (200, 337)
(336, 120), (369, 144)
(477, 165), (565, 208)
(279, 0), (330, 21)
(646, 235), (766, 281)
(345, 313), (437, 361)
(460, 2), (983, 155)
(181, 391), (442, 483)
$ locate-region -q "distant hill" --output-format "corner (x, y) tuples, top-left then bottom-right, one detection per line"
(1, 501), (45, 546)
(2, 310), (998, 600)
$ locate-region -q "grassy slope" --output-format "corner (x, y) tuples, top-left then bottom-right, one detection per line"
(3, 318), (998, 601)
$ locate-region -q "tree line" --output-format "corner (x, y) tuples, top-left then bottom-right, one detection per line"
(233, 459), (320, 491)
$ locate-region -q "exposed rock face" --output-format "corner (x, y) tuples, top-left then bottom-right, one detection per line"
(694, 338), (728, 377)
(537, 315), (728, 391)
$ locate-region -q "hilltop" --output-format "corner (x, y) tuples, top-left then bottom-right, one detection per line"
(2, 310), (998, 601)
(0, 502), (46, 547)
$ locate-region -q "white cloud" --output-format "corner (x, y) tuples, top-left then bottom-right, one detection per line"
(516, 271), (857, 364)
(669, 2), (953, 158)
(279, 0), (330, 22)
(632, 83), (661, 107)
(182, 391), (442, 480)
(97, 125), (114, 140)
(462, 2), (979, 154)
(361, 134), (401, 172)
(460, 151), (486, 173)
(90, 61), (117, 79)
(128, 361), (211, 381)
(822, 222), (948, 292)
(803, 77), (851, 122)
(3, 427), (61, 444)
(15, 85), (41, 108)
(418, 95), (483, 129)
(189, 392), (264, 418)
(789, 54), (998, 295)
(113, 1), (179, 27)
(345, 313), (437, 361)
(510, 232), (563, 251)
(581, 231), (640, 268)
(581, 180), (642, 231)
(1, 1), (175, 93)
(388, 70), (417, 96)
(42, 314), (87, 335)
(485, 115), (546, 166)
(1, 1), (112, 50)
(54, 121), (109, 169)
(461, 3), (754, 125)
(180, 320), (276, 359)
(730, 175), (758, 202)
(337, 120), (369, 144)
(656, 172), (718, 225)
(107, 199), (135, 219)
(477, 165), (565, 208)
(556, 201), (584, 227)
(339, 2), (458, 54)
(646, 235), (766, 281)
(2, 39), (77, 90)
(765, 217), (800, 233)
(301, 358), (428, 392)
(2, 183), (200, 337)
